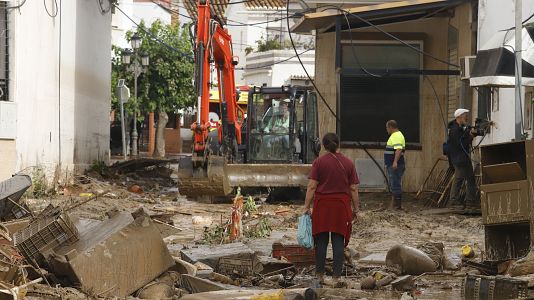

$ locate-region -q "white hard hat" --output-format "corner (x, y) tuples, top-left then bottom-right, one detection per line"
(454, 108), (469, 118)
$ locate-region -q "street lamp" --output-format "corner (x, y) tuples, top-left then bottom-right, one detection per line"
(131, 32), (142, 49)
(122, 49), (132, 65)
(123, 32), (149, 157)
(141, 52), (149, 67)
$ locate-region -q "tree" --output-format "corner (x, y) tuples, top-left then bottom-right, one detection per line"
(112, 20), (195, 157)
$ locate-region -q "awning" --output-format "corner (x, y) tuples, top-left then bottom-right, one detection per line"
(470, 23), (534, 87)
(292, 0), (465, 34)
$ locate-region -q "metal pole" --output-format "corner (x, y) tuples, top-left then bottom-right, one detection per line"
(120, 97), (127, 160)
(515, 0), (523, 140)
(132, 61), (139, 156)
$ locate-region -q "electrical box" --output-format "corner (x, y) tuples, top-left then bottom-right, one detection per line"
(0, 101), (16, 139)
(460, 56), (476, 80)
(355, 158), (387, 190)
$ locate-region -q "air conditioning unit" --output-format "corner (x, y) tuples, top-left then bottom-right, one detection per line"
(460, 56), (476, 80)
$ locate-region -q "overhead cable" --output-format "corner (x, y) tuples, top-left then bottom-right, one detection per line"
(319, 5), (460, 69)
(286, 0), (391, 189)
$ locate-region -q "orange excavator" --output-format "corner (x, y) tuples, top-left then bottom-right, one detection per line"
(178, 0), (319, 198)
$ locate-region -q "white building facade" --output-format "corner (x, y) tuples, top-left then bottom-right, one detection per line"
(242, 49), (315, 87)
(0, 0), (112, 181)
(476, 0), (534, 144)
(112, 0), (172, 50)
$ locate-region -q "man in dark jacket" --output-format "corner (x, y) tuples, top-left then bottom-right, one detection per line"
(448, 108), (477, 209)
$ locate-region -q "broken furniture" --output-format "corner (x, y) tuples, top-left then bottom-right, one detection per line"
(179, 242), (262, 276)
(272, 242), (315, 266)
(0, 175), (33, 221)
(480, 141), (534, 261)
(462, 274), (527, 300)
(416, 158), (455, 207)
(13, 209), (79, 266)
(48, 212), (175, 298)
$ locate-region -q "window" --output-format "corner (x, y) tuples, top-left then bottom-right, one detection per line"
(339, 42), (421, 147)
(525, 88), (533, 131)
(491, 88), (499, 112)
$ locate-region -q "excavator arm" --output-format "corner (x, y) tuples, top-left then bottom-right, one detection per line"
(192, 0), (241, 163)
(179, 0), (241, 197)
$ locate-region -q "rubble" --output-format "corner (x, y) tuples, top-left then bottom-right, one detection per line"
(0, 164), (498, 298)
(272, 242), (315, 266)
(391, 275), (415, 291)
(0, 175), (33, 221)
(173, 257), (198, 276)
(179, 242), (256, 270)
(48, 211), (175, 297)
(360, 276), (376, 289)
(385, 244), (437, 275)
(180, 274), (233, 293)
(507, 250), (534, 277)
(14, 208), (79, 266)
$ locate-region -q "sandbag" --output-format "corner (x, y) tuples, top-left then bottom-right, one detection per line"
(386, 245), (437, 275)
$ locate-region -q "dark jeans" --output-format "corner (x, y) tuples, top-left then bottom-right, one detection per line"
(315, 232), (344, 277)
(387, 163), (405, 197)
(450, 163), (477, 207)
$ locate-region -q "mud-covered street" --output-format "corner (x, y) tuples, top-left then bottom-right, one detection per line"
(0, 161), (502, 300)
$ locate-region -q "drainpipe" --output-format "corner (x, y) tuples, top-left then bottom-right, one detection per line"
(515, 0), (523, 140)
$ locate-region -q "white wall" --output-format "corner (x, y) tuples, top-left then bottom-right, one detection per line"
(478, 0), (534, 144)
(9, 0), (111, 180)
(242, 50), (315, 87)
(112, 0), (171, 50)
(225, 3), (314, 83)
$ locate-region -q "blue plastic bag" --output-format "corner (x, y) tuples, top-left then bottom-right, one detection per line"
(297, 213), (314, 249)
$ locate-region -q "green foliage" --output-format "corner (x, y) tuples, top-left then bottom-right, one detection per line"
(200, 223), (227, 245)
(27, 167), (50, 198)
(243, 196), (257, 214)
(254, 35), (314, 53)
(244, 217), (272, 239)
(255, 37), (290, 52)
(111, 20), (195, 114)
(87, 160), (110, 177)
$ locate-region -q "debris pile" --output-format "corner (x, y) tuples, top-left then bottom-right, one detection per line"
(2, 159), (531, 299)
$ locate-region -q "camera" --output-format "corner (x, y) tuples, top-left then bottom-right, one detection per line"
(468, 118), (489, 137)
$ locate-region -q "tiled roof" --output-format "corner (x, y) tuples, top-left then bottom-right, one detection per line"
(183, 0), (287, 22)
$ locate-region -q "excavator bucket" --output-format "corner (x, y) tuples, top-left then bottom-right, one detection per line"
(178, 157), (311, 197)
(177, 156), (232, 197)
(226, 164), (311, 189)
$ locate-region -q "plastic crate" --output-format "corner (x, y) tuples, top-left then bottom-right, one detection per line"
(272, 242), (315, 266)
(14, 212), (79, 265)
(462, 274), (528, 300)
(217, 256), (256, 276)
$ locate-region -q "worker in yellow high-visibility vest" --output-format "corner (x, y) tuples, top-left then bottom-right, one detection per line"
(384, 120), (406, 210)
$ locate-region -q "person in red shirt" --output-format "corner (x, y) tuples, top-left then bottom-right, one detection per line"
(304, 132), (360, 285)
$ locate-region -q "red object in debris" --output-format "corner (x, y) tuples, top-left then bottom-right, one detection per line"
(128, 185), (143, 194)
(272, 242), (315, 266)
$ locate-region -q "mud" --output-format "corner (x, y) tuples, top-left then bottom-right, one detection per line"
(12, 168), (493, 299)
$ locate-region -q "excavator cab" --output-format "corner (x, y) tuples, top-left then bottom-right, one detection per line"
(246, 86), (320, 164)
(178, 85), (320, 198)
